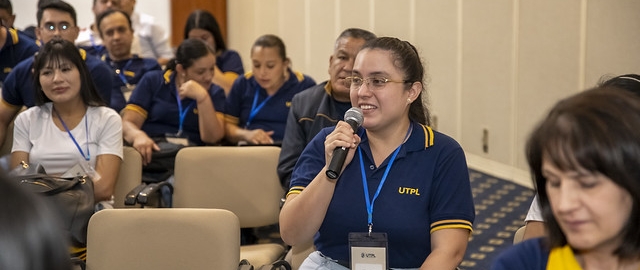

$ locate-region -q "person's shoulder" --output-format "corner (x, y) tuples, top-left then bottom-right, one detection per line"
(220, 49), (241, 59)
(90, 106), (119, 116)
(13, 56), (35, 71)
(142, 69), (167, 80)
(491, 238), (548, 270)
(17, 104), (49, 120)
(14, 29), (38, 47)
(138, 57), (161, 70)
(137, 12), (155, 24)
(83, 52), (109, 69)
(429, 127), (463, 149)
(292, 82), (327, 101)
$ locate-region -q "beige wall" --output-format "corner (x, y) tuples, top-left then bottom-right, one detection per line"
(228, 0), (640, 181)
(13, 0), (640, 181)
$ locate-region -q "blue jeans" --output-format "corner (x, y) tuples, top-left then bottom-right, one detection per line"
(299, 251), (422, 270)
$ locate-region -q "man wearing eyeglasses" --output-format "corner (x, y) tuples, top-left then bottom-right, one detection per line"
(0, 0), (115, 149)
(277, 28), (376, 189)
(0, 0), (39, 83)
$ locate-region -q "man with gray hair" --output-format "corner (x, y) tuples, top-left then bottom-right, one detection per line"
(277, 28), (376, 188)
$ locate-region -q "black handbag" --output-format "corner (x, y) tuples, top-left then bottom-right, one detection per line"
(11, 162), (95, 247)
(143, 137), (187, 173)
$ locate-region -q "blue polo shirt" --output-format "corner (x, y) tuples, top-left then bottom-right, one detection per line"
(2, 48), (114, 109)
(0, 27), (39, 82)
(223, 69), (315, 142)
(491, 238), (549, 270)
(289, 121), (475, 268)
(218, 49), (244, 76)
(125, 70), (226, 146)
(101, 54), (161, 112)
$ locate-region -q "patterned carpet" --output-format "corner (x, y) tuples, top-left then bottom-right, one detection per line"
(257, 169), (535, 269)
(460, 170), (535, 270)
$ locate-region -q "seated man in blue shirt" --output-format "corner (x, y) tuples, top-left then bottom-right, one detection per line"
(97, 9), (160, 112)
(0, 22), (38, 83)
(0, 1), (115, 148)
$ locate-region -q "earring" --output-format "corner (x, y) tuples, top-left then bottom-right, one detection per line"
(407, 98), (412, 104)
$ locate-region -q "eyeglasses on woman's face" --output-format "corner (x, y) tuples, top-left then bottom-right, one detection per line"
(345, 76), (409, 90)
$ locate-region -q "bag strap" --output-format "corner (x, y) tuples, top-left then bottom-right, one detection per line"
(21, 175), (85, 195)
(42, 177), (85, 195)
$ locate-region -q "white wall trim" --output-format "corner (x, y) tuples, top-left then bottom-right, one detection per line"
(466, 152), (533, 189)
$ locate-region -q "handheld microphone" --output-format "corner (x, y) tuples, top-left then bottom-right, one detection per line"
(326, 107), (364, 179)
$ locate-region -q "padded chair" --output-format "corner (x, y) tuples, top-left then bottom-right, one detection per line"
(112, 146), (143, 208)
(513, 225), (526, 244)
(173, 146), (286, 266)
(85, 208), (240, 270)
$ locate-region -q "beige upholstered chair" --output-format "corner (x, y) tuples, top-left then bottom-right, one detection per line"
(513, 225), (527, 244)
(86, 208), (240, 270)
(112, 146), (143, 208)
(173, 146), (286, 266)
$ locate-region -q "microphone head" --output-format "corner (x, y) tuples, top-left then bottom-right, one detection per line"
(344, 107), (364, 128)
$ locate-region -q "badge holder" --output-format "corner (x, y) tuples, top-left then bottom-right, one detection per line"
(349, 232), (388, 270)
(165, 132), (190, 147)
(121, 83), (136, 101)
(61, 162), (102, 182)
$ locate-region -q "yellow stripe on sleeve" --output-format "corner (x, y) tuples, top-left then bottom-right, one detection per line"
(224, 114), (239, 125)
(286, 186), (305, 198)
(430, 219), (473, 234)
(124, 104), (148, 119)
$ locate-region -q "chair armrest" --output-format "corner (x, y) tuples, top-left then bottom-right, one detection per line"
(137, 181), (173, 206)
(125, 183), (148, 206)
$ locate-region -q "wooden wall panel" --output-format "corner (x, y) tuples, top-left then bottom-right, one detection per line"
(170, 0), (227, 48)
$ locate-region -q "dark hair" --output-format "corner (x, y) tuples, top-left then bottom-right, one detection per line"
(360, 37), (429, 125)
(165, 38), (215, 71)
(0, 0), (12, 14)
(183, 9), (227, 53)
(599, 74), (640, 97)
(37, 0), (60, 8)
(37, 0), (76, 27)
(252, 34), (287, 62)
(336, 28), (377, 46)
(0, 174), (73, 270)
(32, 38), (106, 106)
(96, 9), (132, 38)
(526, 87), (640, 259)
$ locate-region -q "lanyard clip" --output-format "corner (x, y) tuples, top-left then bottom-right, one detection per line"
(368, 223), (373, 237)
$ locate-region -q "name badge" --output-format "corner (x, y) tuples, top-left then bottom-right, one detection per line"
(165, 133), (190, 146)
(121, 84), (136, 101)
(349, 232), (388, 270)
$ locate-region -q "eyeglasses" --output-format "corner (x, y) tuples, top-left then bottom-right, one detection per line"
(41, 23), (73, 32)
(345, 76), (409, 90)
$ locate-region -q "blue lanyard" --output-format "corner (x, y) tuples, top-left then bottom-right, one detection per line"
(54, 108), (90, 161)
(174, 84), (195, 136)
(358, 124), (412, 233)
(114, 58), (133, 86)
(246, 87), (272, 128)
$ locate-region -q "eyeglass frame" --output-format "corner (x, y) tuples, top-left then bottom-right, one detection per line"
(344, 76), (410, 90)
(40, 22), (74, 32)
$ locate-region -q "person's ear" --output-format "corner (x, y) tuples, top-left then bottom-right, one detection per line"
(176, 63), (185, 76)
(407, 82), (422, 103)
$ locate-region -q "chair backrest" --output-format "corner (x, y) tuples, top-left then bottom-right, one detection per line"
(112, 146), (143, 208)
(86, 208), (240, 270)
(513, 225), (526, 244)
(173, 146), (284, 228)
